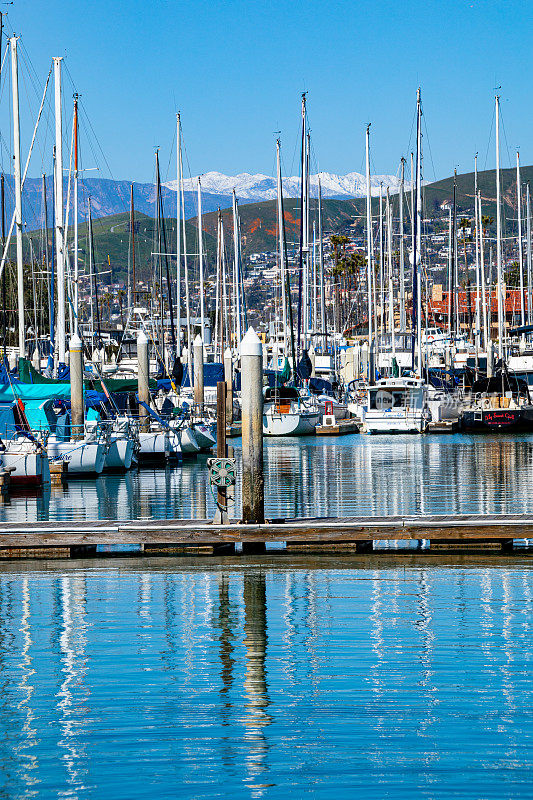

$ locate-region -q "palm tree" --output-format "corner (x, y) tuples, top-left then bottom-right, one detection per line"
(458, 217), (473, 335)
(117, 288), (126, 329)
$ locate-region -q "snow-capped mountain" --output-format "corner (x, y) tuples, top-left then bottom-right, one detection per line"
(165, 170), (404, 202)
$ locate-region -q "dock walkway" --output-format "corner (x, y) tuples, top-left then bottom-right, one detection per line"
(0, 514), (532, 556)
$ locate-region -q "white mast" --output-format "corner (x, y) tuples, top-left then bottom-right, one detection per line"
(275, 139), (286, 342)
(302, 126), (309, 349)
(517, 151), (525, 329)
(53, 57), (66, 364)
(447, 205), (453, 337)
(176, 113), (182, 352)
(10, 37), (24, 358)
(214, 210), (221, 358)
(180, 150), (192, 381)
(474, 153), (480, 352)
(197, 177), (205, 348)
(495, 95), (504, 359)
(527, 183), (532, 326)
(415, 88), (423, 372)
(386, 187), (395, 359)
(232, 190), (242, 345)
(365, 124), (373, 375)
(399, 157), (406, 330)
(88, 197), (94, 342)
(478, 189), (489, 349)
(312, 220), (317, 333)
(73, 94), (79, 336)
(318, 175), (326, 351)
(379, 181), (384, 341)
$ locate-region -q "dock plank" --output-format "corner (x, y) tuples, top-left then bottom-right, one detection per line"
(0, 514), (531, 549)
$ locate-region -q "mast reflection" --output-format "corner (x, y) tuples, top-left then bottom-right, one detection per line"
(243, 573), (272, 795)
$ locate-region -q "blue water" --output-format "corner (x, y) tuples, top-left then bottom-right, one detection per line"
(0, 558), (532, 798)
(1, 433), (533, 523)
(1, 435), (533, 797)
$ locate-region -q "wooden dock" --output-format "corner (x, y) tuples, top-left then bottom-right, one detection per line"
(226, 422), (242, 438)
(315, 419), (360, 436)
(0, 514), (532, 557)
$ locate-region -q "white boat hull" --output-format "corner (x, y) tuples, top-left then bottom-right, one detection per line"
(362, 410), (428, 434)
(193, 423), (216, 450)
(138, 431), (169, 462)
(180, 427), (200, 455)
(263, 410), (320, 437)
(2, 442), (50, 487)
(104, 436), (135, 471)
(47, 439), (107, 475)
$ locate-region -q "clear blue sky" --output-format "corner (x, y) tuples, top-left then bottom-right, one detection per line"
(5, 0), (532, 183)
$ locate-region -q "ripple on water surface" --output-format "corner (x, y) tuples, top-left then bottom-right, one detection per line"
(0, 559), (532, 798)
(2, 433), (533, 523)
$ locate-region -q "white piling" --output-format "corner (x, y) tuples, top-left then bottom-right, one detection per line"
(137, 330), (150, 432)
(224, 347), (233, 425)
(240, 327), (264, 526)
(193, 334), (204, 414)
(69, 333), (84, 440)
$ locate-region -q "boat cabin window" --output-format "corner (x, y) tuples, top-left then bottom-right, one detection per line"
(369, 389), (406, 409)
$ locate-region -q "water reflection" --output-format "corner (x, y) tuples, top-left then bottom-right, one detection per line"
(0, 434), (533, 524)
(0, 560), (532, 797)
(243, 574), (271, 795)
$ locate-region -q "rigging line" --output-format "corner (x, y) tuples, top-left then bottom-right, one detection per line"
(164, 127), (176, 183)
(421, 115), (437, 184)
(483, 107), (495, 172)
(0, 63), (52, 281)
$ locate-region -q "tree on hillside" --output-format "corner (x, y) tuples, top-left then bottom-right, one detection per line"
(458, 217), (473, 335)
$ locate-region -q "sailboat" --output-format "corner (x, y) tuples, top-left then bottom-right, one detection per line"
(361, 89), (432, 434)
(261, 113), (320, 437)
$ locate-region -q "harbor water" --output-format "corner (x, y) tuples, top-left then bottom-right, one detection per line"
(0, 434), (532, 798)
(0, 433), (533, 523)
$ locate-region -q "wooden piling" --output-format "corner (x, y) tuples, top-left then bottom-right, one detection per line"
(49, 461), (67, 486)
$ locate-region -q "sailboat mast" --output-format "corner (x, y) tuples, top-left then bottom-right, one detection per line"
(411, 89), (422, 372)
(379, 182), (384, 341)
(130, 184), (136, 309)
(527, 182), (532, 326)
(478, 188), (488, 349)
(11, 38), (25, 358)
(198, 177), (205, 346)
(447, 204), (452, 337)
(53, 56), (65, 364)
(180, 151), (192, 383)
(73, 93), (79, 336)
(365, 124), (373, 378)
(399, 157), (406, 331)
(452, 171), (458, 340)
(232, 189), (242, 345)
(495, 94), (504, 359)
(176, 113), (182, 353)
(517, 151), (525, 328)
(474, 154), (481, 352)
(1, 174), (6, 357)
(276, 139), (287, 343)
(296, 92), (306, 356)
(387, 188), (395, 359)
(318, 175), (326, 351)
(215, 209), (221, 359)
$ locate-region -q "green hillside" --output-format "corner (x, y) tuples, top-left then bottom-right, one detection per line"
(23, 164), (528, 285)
(192, 164), (533, 254)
